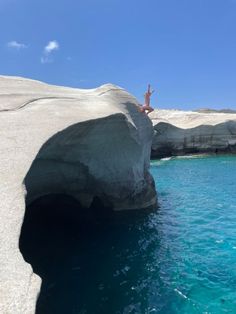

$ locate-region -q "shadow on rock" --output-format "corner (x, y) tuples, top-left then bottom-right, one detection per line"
(19, 194), (156, 314)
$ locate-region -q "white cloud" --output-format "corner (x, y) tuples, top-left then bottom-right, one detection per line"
(44, 40), (59, 54)
(41, 40), (59, 63)
(7, 41), (27, 50)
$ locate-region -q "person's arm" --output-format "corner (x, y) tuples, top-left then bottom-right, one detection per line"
(148, 84), (155, 95)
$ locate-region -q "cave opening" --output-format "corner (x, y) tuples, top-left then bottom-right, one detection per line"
(19, 194), (115, 314)
(19, 193), (151, 314)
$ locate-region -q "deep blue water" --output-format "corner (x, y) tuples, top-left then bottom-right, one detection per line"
(24, 155), (236, 314)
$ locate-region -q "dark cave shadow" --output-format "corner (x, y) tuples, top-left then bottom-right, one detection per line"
(19, 194), (157, 314)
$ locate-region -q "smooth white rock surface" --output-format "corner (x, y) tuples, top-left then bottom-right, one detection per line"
(0, 76), (156, 313)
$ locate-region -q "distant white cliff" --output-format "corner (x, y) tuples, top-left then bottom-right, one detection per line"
(150, 109), (236, 158)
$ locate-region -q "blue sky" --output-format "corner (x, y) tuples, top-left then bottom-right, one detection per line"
(1, 0), (236, 110)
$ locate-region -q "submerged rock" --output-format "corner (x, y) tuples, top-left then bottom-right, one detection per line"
(0, 76), (156, 313)
(150, 109), (236, 158)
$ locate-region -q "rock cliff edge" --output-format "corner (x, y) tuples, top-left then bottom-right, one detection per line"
(0, 76), (156, 313)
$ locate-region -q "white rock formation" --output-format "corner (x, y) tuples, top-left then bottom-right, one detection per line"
(150, 109), (236, 157)
(0, 76), (156, 313)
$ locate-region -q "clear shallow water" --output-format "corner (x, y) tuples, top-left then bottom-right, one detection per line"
(24, 155), (236, 314)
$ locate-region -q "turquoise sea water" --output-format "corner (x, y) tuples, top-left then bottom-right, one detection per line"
(149, 155), (236, 314)
(26, 155), (236, 314)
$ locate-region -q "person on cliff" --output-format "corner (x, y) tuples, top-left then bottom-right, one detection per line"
(141, 84), (154, 114)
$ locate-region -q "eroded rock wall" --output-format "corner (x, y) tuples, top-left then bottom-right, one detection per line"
(150, 110), (236, 158)
(0, 76), (156, 313)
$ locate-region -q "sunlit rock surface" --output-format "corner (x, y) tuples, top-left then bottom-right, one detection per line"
(0, 76), (156, 313)
(150, 109), (236, 158)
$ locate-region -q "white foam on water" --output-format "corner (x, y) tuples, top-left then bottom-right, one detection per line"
(151, 157), (172, 167)
(175, 154), (209, 159)
(174, 288), (188, 299)
(160, 157), (172, 161)
(149, 308), (157, 313)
